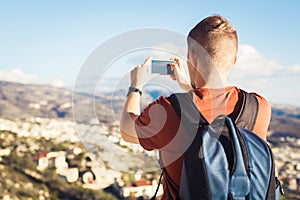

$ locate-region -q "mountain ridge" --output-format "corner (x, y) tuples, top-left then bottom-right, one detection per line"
(0, 80), (299, 138)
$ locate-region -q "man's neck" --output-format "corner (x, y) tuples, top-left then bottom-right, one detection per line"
(192, 73), (228, 89)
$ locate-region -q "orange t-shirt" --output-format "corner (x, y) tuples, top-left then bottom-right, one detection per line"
(135, 86), (271, 200)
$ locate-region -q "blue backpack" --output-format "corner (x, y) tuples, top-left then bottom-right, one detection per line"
(151, 90), (284, 200)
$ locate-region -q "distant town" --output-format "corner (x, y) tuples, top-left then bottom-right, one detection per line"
(0, 117), (162, 200)
(269, 136), (300, 196)
(0, 116), (299, 199)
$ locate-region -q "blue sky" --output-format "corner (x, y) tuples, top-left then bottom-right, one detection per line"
(0, 1), (299, 106)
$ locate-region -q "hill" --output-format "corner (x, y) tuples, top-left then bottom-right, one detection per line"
(0, 80), (299, 138)
(0, 81), (111, 123)
(269, 105), (300, 138)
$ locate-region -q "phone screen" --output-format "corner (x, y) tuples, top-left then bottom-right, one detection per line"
(151, 60), (174, 75)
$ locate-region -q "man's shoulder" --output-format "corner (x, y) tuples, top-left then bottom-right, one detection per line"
(142, 95), (176, 113)
(239, 90), (271, 139)
(245, 91), (270, 108)
(236, 88), (270, 106)
(142, 93), (191, 115)
(165, 92), (191, 101)
(150, 93), (191, 104)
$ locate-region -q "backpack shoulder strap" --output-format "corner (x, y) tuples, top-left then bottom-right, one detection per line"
(235, 89), (259, 131)
(165, 93), (209, 200)
(168, 93), (210, 200)
(168, 92), (208, 126)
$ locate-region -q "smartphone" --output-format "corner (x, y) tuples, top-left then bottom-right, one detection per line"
(151, 60), (175, 75)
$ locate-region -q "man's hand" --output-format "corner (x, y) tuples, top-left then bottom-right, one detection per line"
(130, 56), (154, 89)
(170, 57), (193, 92)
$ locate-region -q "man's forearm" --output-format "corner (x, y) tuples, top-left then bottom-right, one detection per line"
(120, 92), (141, 143)
(120, 57), (152, 143)
(124, 92), (141, 115)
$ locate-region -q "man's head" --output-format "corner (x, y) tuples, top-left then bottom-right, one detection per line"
(187, 15), (238, 87)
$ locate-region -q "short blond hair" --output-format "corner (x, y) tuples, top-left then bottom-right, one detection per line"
(188, 15), (238, 68)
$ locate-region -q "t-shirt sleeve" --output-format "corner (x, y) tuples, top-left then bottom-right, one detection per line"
(135, 96), (181, 151)
(251, 93), (272, 140)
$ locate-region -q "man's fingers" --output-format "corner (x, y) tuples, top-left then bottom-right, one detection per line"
(170, 62), (181, 75)
(143, 56), (153, 65)
(170, 57), (180, 64)
(170, 57), (183, 72)
(170, 74), (176, 81)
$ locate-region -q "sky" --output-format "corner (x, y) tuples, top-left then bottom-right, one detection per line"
(0, 1), (299, 106)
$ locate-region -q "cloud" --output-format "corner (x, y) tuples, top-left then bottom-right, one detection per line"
(229, 44), (300, 106)
(97, 43), (300, 107)
(0, 68), (66, 87)
(230, 44), (282, 79)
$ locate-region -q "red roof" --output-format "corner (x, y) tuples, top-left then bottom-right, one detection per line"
(131, 179), (152, 187)
(33, 151), (49, 160)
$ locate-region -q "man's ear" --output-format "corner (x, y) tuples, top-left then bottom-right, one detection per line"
(188, 49), (197, 67)
(233, 56), (237, 65)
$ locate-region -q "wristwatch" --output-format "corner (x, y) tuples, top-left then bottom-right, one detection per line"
(127, 87), (142, 96)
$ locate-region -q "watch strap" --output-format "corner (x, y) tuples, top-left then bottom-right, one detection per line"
(127, 87), (142, 96)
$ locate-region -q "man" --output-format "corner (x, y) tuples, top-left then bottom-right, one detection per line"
(120, 15), (271, 199)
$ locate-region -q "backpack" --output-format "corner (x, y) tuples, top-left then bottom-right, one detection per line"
(151, 90), (284, 200)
